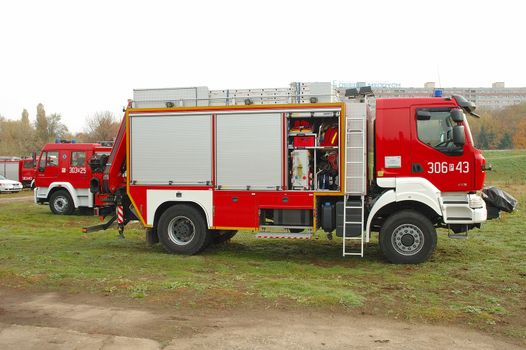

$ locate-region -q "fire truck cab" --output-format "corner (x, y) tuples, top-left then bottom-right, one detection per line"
(35, 142), (111, 214)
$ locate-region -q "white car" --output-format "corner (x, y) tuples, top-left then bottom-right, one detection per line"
(0, 175), (23, 193)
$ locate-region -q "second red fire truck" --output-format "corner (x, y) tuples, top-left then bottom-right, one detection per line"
(79, 82), (506, 264)
(34, 142), (112, 214)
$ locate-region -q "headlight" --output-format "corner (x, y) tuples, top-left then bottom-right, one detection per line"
(468, 194), (485, 209)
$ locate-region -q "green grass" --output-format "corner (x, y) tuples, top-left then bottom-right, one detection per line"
(483, 149), (526, 185)
(0, 150), (525, 343)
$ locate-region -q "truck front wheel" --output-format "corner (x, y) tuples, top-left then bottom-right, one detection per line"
(157, 204), (210, 255)
(379, 210), (437, 264)
(49, 190), (75, 215)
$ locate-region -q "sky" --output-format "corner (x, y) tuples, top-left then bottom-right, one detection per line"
(0, 0), (525, 132)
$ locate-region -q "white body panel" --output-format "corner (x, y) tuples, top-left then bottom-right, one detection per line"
(34, 182), (94, 208)
(367, 177), (486, 240)
(130, 114), (212, 185)
(216, 113), (282, 190)
(146, 189), (213, 227)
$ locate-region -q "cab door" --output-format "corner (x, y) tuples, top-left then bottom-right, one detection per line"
(409, 107), (474, 192)
(36, 151), (60, 187)
(69, 150), (88, 188)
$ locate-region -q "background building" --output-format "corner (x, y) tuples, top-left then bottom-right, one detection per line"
(334, 81), (526, 110)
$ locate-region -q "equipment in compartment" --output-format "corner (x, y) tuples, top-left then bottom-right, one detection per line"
(319, 122), (339, 146)
(290, 119), (313, 133)
(316, 150), (339, 190)
(293, 135), (316, 148)
(290, 150), (312, 190)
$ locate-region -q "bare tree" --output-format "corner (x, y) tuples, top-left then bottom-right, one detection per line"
(84, 111), (120, 142)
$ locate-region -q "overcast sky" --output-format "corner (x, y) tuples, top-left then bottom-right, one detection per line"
(1, 0), (524, 132)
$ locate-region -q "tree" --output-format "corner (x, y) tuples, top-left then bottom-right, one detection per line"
(18, 108), (36, 155)
(512, 119), (526, 149)
(84, 111), (120, 142)
(21, 109), (30, 128)
(476, 125), (495, 150)
(498, 132), (513, 149)
(46, 113), (68, 140)
(35, 103), (48, 145)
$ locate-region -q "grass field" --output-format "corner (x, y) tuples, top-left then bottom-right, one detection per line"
(0, 150), (525, 342)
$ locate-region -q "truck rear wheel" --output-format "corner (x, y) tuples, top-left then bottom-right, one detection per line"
(49, 190), (75, 215)
(157, 204), (210, 255)
(379, 210), (437, 264)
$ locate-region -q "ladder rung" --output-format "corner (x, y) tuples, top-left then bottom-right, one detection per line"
(346, 146), (364, 149)
(344, 221), (362, 225)
(343, 252), (364, 256)
(345, 237), (363, 240)
(345, 206), (362, 209)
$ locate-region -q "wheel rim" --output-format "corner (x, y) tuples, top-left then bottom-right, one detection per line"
(391, 223), (424, 256)
(53, 196), (68, 212)
(167, 216), (196, 245)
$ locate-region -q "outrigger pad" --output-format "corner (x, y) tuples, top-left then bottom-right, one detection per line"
(482, 187), (518, 213)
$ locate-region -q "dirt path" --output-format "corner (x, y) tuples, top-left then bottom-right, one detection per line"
(0, 289), (523, 350)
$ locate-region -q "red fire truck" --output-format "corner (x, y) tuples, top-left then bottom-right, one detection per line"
(84, 83), (499, 264)
(34, 142), (112, 214)
(0, 157), (37, 188)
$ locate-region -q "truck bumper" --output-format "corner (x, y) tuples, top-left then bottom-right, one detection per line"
(441, 193), (487, 225)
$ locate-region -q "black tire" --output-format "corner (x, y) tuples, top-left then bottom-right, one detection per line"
(49, 190), (75, 215)
(379, 210), (437, 264)
(157, 204), (210, 255)
(212, 230), (237, 244)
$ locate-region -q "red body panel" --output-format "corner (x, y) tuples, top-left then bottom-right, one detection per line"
(213, 191), (258, 228)
(213, 190), (315, 228)
(375, 98), (485, 192)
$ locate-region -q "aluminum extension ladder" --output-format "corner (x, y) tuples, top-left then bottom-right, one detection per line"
(342, 101), (367, 257)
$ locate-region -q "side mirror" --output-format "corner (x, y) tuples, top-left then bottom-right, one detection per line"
(416, 110), (432, 120)
(453, 125), (465, 147)
(450, 109), (464, 123)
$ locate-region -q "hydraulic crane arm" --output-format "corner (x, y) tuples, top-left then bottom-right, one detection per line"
(102, 115), (127, 194)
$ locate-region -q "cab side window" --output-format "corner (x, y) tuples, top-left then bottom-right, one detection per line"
(46, 151), (59, 166)
(71, 151), (86, 167)
(416, 109), (460, 155)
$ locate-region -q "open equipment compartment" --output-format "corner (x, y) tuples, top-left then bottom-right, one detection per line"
(286, 109), (340, 192)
